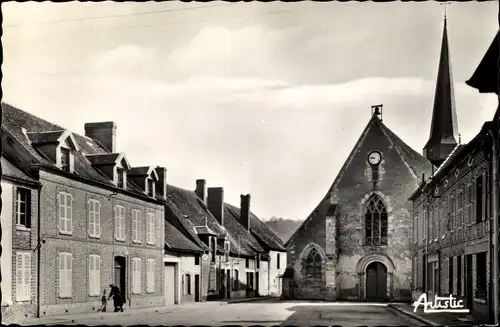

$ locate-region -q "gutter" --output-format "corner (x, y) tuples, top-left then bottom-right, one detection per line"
(488, 128), (499, 326)
(36, 183), (43, 318)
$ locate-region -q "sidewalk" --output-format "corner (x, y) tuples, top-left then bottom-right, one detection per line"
(388, 303), (475, 326)
(20, 297), (270, 325)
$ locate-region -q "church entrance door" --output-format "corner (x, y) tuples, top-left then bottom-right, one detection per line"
(365, 261), (387, 301)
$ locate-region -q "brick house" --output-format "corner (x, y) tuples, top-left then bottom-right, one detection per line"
(0, 157), (40, 323)
(409, 19), (498, 324)
(1, 103), (166, 318)
(283, 104), (433, 301)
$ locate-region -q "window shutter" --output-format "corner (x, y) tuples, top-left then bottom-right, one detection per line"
(68, 195), (73, 232)
(89, 255), (94, 295)
(96, 203), (101, 236)
(16, 253), (23, 300)
(151, 260), (155, 292)
(66, 254), (72, 297)
(58, 253), (65, 297)
(25, 191), (32, 228)
(58, 193), (63, 230)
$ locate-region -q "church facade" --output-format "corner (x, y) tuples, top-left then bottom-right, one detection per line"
(283, 106), (433, 301)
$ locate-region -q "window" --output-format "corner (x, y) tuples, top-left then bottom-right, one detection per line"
(476, 252), (487, 299)
(305, 248), (322, 279)
(457, 256), (462, 296)
(89, 255), (101, 296)
(476, 175), (484, 223)
(16, 252), (31, 301)
(245, 258), (249, 268)
(58, 192), (73, 235)
(372, 165), (379, 183)
(256, 255), (260, 269)
(88, 200), (101, 238)
(413, 257), (417, 289)
(246, 272), (254, 290)
(364, 195), (388, 245)
(16, 188), (31, 228)
(184, 274), (191, 295)
(211, 237), (216, 263)
(59, 252), (72, 298)
(233, 270), (239, 291)
(147, 179), (155, 197)
(277, 253), (280, 269)
(117, 168), (125, 188)
(429, 209), (434, 241)
(448, 257), (454, 294)
(60, 147), (71, 172)
(132, 258), (142, 294)
(450, 195), (456, 231)
(413, 213), (417, 244)
(146, 212), (156, 245)
(132, 210), (142, 243)
(114, 206), (126, 241)
(147, 259), (155, 293)
(467, 184), (473, 225)
(195, 256), (200, 266)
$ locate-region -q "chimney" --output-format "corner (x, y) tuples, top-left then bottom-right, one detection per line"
(240, 194), (251, 231)
(195, 179), (207, 203)
(207, 187), (224, 226)
(156, 166), (167, 200)
(84, 122), (117, 153)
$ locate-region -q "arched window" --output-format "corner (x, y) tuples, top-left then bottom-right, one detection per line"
(365, 194), (388, 245)
(305, 248), (322, 279)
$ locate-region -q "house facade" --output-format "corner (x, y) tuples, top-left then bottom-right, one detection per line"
(2, 103), (166, 318)
(0, 157), (40, 323)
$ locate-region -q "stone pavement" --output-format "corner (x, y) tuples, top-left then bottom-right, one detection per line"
(20, 296), (272, 326)
(388, 303), (476, 326)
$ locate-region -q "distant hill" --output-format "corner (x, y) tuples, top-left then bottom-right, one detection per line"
(263, 217), (303, 244)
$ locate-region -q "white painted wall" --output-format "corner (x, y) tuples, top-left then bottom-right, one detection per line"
(1, 180), (13, 306)
(269, 250), (287, 296)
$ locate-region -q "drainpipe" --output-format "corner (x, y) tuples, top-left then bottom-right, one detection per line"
(488, 128), (499, 326)
(36, 183), (43, 318)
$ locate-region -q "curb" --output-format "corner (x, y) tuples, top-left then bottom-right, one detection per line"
(387, 304), (440, 326)
(227, 296), (274, 304)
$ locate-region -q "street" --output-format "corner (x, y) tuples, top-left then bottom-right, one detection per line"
(44, 299), (422, 326)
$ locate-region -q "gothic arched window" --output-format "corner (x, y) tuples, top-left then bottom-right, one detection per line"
(365, 195), (388, 245)
(305, 248), (322, 279)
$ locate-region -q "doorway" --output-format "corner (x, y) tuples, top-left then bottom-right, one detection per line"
(226, 269), (231, 299)
(195, 274), (200, 302)
(255, 272), (259, 296)
(466, 255), (473, 309)
(164, 263), (176, 305)
(114, 256), (126, 304)
(365, 261), (387, 301)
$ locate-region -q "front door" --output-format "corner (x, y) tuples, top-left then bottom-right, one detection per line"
(164, 263), (176, 305)
(114, 257), (126, 304)
(226, 269), (231, 299)
(194, 274), (200, 302)
(255, 272), (259, 296)
(366, 262), (387, 301)
(466, 255), (473, 309)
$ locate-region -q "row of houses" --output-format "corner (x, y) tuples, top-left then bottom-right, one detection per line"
(409, 28), (499, 324)
(0, 103), (287, 323)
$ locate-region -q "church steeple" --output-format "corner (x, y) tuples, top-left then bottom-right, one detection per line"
(423, 15), (459, 168)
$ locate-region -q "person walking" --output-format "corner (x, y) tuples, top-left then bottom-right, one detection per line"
(98, 289), (107, 312)
(108, 284), (124, 312)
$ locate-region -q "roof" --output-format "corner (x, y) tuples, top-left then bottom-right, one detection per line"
(1, 102), (162, 202)
(26, 130), (65, 145)
(164, 218), (203, 253)
(247, 211), (286, 252)
(423, 17), (459, 160)
(286, 114), (433, 247)
(223, 203), (264, 255)
(466, 31), (499, 94)
(85, 153), (121, 165)
(1, 156), (39, 185)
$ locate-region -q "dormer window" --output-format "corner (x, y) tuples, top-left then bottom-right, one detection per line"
(117, 168), (125, 188)
(60, 147), (71, 173)
(147, 179), (155, 197)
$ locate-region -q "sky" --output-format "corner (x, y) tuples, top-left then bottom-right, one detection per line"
(2, 1), (499, 221)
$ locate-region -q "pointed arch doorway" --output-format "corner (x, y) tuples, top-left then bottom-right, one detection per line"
(365, 261), (387, 301)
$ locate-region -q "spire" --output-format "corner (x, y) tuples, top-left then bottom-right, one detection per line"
(423, 15), (459, 168)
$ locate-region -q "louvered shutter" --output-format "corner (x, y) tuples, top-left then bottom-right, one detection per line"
(67, 195), (73, 232)
(66, 254), (72, 297)
(89, 255), (94, 295)
(96, 203), (101, 236)
(58, 253), (65, 297)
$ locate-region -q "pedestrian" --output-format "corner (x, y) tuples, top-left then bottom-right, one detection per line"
(108, 284), (124, 312)
(98, 289), (107, 312)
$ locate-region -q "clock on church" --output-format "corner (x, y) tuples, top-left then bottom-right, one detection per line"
(368, 151), (382, 165)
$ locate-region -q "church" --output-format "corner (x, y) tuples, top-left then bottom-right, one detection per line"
(282, 17), (457, 302)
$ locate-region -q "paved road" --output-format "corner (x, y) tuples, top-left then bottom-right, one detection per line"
(44, 299), (421, 326)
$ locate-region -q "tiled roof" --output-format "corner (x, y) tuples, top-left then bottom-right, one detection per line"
(85, 153), (121, 165)
(224, 203), (264, 255)
(129, 166), (151, 176)
(26, 130), (65, 145)
(164, 218), (203, 253)
(1, 102), (161, 200)
(378, 117), (435, 180)
(193, 226), (217, 236)
(1, 157), (39, 184)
